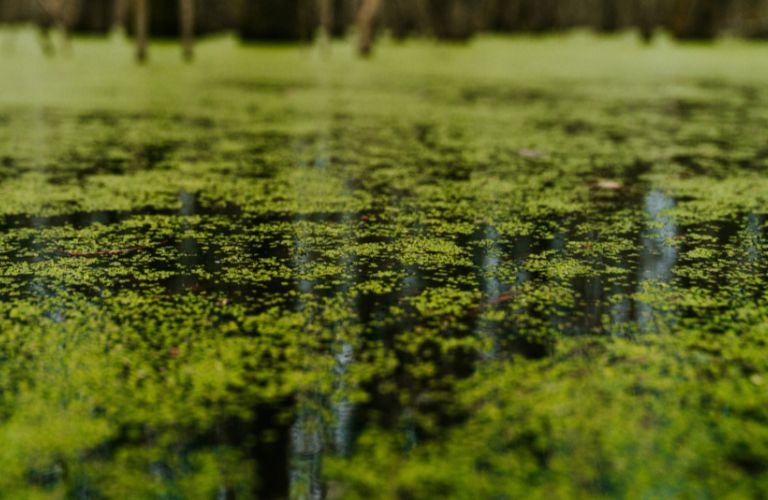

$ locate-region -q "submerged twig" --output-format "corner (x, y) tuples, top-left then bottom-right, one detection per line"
(485, 290), (522, 308)
(465, 289), (523, 317)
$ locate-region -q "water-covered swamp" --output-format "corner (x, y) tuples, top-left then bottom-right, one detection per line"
(2, 33), (768, 498)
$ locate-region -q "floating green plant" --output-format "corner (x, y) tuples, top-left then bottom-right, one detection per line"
(0, 31), (767, 498)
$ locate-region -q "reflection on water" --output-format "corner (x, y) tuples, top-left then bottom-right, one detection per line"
(729, 212), (766, 303)
(288, 216), (324, 500)
(512, 233), (532, 285)
(290, 404), (325, 500)
(746, 213), (763, 264)
(288, 161), (360, 498)
(4, 176), (763, 497)
(609, 268), (633, 335)
(28, 215), (63, 321)
(167, 191), (202, 295)
(637, 190), (678, 334)
(548, 230), (569, 335)
(1, 61), (766, 497)
(288, 197), (326, 500)
(474, 224), (503, 359)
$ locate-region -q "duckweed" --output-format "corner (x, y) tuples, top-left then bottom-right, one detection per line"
(0, 31), (768, 498)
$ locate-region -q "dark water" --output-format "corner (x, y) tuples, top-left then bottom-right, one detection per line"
(1, 181), (764, 497)
(0, 73), (766, 496)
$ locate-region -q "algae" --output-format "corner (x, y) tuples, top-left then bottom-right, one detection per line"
(0, 31), (767, 498)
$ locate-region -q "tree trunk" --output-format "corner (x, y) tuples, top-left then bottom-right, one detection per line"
(425, 0), (475, 40)
(318, 0), (332, 39)
(383, 0), (429, 40)
(70, 0), (111, 34)
(634, 0), (655, 43)
(330, 0), (353, 37)
(357, 0), (382, 56)
(239, 0), (311, 42)
(600, 0), (620, 32)
(179, 0), (193, 61)
(672, 0), (725, 40)
(135, 0), (147, 62)
(112, 0), (127, 31)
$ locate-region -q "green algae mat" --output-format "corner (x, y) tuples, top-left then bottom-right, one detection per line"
(2, 32), (768, 498)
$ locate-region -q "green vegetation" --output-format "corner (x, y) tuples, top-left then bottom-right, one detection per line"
(1, 31), (768, 498)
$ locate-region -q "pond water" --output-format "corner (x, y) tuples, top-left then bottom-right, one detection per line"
(1, 33), (768, 498)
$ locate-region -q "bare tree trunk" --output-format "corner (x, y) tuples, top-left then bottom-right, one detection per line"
(35, 0), (81, 55)
(318, 0), (333, 39)
(135, 0), (147, 63)
(634, 0), (655, 43)
(179, 0), (193, 61)
(112, 0), (128, 32)
(357, 0), (382, 57)
(59, 0), (82, 55)
(35, 0), (55, 55)
(671, 0), (723, 39)
(600, 0), (620, 32)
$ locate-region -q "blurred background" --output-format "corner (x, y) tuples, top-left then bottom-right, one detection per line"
(4, 0), (768, 57)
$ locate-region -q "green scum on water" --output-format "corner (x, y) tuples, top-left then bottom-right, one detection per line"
(0, 30), (768, 498)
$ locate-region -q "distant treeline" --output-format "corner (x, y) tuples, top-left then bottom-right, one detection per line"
(2, 0), (768, 44)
